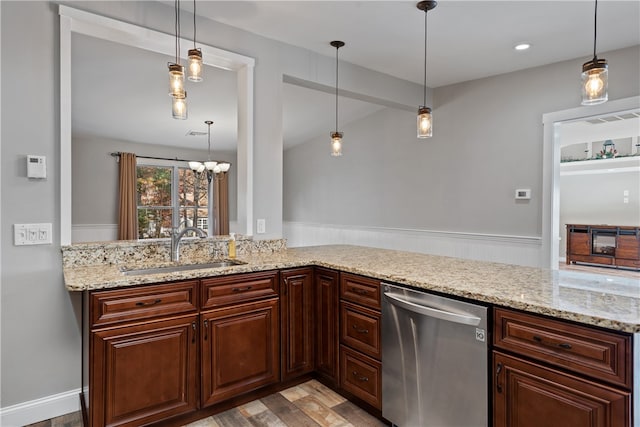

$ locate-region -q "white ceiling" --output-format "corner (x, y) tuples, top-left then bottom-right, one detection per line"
(72, 1), (640, 152)
(187, 0), (640, 87)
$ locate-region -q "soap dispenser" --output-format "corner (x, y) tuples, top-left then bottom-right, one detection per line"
(228, 233), (236, 259)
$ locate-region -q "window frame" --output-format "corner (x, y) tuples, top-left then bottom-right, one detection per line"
(136, 158), (213, 239)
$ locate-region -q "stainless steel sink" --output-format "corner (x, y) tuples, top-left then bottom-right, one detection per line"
(119, 259), (247, 276)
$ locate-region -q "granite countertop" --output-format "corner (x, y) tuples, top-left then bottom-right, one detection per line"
(62, 244), (640, 333)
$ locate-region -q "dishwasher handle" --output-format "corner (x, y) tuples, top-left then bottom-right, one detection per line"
(384, 292), (481, 326)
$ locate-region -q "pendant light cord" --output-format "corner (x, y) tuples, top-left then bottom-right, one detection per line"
(592, 0), (598, 59)
(335, 45), (339, 133)
(423, 9), (428, 107)
(193, 0), (197, 49)
(174, 0), (181, 64)
(207, 122), (212, 160)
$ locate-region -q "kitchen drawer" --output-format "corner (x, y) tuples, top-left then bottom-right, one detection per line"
(340, 273), (381, 310)
(90, 280), (198, 328)
(340, 301), (381, 359)
(494, 308), (631, 389)
(201, 270), (279, 309)
(340, 345), (382, 409)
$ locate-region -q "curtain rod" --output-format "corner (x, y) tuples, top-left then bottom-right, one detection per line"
(110, 152), (231, 165)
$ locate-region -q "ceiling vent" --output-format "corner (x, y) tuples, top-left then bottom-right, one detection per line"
(186, 130), (207, 136)
(586, 112), (639, 124)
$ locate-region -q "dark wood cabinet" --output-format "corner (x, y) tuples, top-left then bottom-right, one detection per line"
(494, 352), (629, 427)
(200, 298), (280, 406)
(566, 224), (640, 269)
(87, 280), (200, 427)
(493, 308), (631, 427)
(280, 267), (314, 381)
(338, 272), (382, 411)
(314, 268), (340, 387)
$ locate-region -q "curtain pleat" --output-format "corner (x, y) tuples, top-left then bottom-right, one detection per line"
(214, 172), (229, 235)
(117, 153), (138, 240)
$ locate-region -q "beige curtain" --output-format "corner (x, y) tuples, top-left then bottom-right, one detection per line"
(117, 152), (138, 240)
(214, 172), (229, 235)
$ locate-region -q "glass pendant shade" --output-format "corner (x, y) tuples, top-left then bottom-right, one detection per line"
(189, 161), (205, 173)
(172, 92), (187, 120)
(330, 132), (343, 157)
(168, 63), (185, 97)
(581, 58), (608, 105)
(204, 161), (217, 171)
(218, 163), (231, 172)
(417, 106), (432, 138)
(187, 49), (203, 82)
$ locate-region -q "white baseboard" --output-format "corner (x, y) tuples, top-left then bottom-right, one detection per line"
(283, 221), (543, 268)
(72, 223), (117, 243)
(0, 388), (81, 426)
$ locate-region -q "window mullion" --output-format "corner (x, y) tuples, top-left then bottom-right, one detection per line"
(172, 165), (179, 228)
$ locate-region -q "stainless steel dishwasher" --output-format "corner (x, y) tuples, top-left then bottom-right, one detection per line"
(381, 283), (488, 427)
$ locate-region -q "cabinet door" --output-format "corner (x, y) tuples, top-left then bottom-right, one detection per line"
(493, 352), (629, 427)
(201, 298), (279, 407)
(281, 267), (315, 381)
(569, 232), (591, 256)
(617, 234), (640, 261)
(91, 315), (198, 427)
(315, 268), (339, 385)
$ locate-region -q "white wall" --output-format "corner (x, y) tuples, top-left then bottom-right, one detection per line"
(283, 46), (640, 267)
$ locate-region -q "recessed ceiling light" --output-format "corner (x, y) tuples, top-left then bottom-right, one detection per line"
(514, 43), (531, 51)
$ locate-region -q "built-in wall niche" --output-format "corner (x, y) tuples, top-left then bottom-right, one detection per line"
(59, 5), (255, 245)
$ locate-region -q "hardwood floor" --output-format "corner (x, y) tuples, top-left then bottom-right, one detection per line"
(25, 380), (386, 427)
(559, 261), (640, 279)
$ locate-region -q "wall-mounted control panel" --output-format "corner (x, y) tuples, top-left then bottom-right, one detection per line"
(515, 189), (531, 200)
(257, 218), (266, 234)
(14, 223), (52, 246)
(27, 155), (47, 179)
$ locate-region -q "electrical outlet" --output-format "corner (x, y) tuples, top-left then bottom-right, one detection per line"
(257, 219), (266, 234)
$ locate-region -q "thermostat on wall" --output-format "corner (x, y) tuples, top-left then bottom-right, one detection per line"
(515, 189), (531, 200)
(27, 155), (46, 179)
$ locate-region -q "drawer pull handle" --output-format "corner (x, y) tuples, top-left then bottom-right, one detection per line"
(135, 299), (162, 307)
(351, 287), (369, 296)
(232, 286), (253, 292)
(352, 324), (369, 334)
(352, 371), (369, 382)
(532, 335), (573, 350)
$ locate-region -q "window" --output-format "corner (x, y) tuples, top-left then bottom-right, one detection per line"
(136, 161), (210, 239)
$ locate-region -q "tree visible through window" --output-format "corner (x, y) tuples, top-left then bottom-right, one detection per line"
(136, 163), (209, 239)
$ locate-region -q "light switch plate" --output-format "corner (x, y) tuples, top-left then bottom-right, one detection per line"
(14, 223), (52, 245)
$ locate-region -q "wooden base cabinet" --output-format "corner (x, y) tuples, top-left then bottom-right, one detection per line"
(338, 273), (382, 411)
(493, 308), (632, 427)
(201, 298), (280, 406)
(314, 268), (340, 387)
(280, 268), (314, 381)
(494, 352), (629, 427)
(87, 280), (200, 427)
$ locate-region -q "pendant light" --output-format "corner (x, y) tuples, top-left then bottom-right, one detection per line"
(417, 1), (436, 138)
(189, 121), (231, 183)
(187, 0), (203, 82)
(168, 0), (185, 97)
(581, 0), (608, 105)
(172, 92), (188, 120)
(330, 40), (345, 157)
